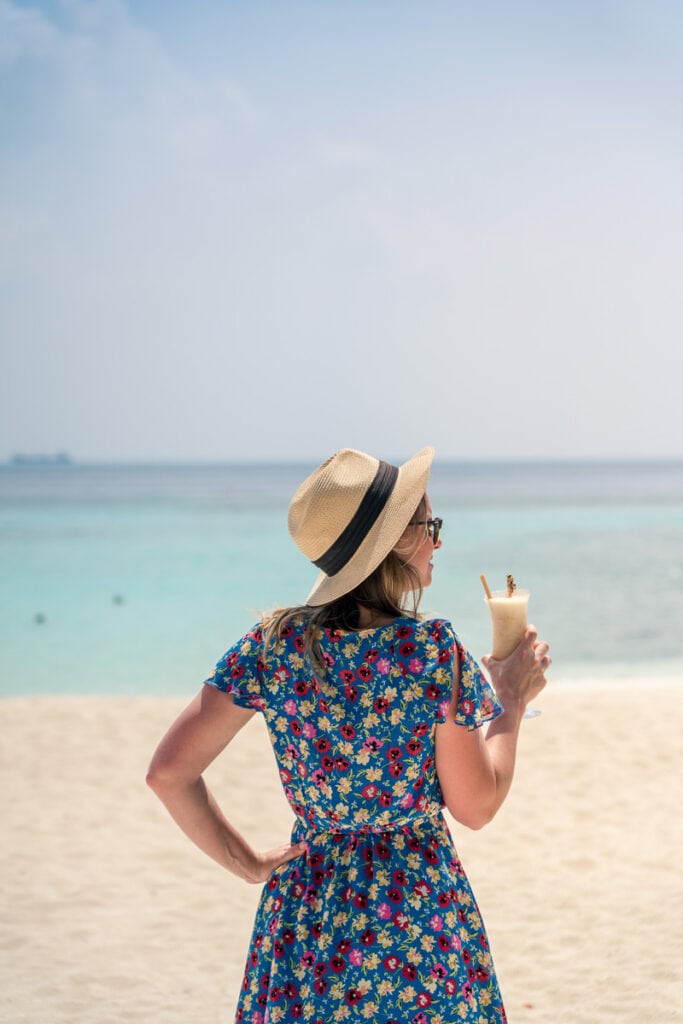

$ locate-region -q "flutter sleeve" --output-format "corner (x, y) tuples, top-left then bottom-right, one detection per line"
(451, 638), (503, 729)
(433, 622), (503, 730)
(203, 624), (266, 713)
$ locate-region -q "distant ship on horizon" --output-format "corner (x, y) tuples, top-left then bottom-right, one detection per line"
(10, 452), (72, 465)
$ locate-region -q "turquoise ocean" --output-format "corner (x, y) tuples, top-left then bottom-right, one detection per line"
(1, 460), (682, 697)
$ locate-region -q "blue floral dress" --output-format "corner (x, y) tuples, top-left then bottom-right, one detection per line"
(205, 615), (506, 1024)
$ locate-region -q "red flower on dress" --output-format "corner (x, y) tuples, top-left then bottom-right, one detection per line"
(345, 989), (363, 1006)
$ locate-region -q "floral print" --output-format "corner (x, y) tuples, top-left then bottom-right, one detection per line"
(206, 615), (505, 1023)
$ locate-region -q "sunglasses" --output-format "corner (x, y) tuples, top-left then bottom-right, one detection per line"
(412, 517), (443, 545)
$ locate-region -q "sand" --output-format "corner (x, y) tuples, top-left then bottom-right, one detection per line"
(1, 679), (682, 1024)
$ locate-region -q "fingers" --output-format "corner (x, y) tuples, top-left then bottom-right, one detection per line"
(532, 639), (551, 674)
(279, 841), (307, 865)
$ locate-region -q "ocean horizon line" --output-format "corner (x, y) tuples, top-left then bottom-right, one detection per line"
(4, 455), (683, 468)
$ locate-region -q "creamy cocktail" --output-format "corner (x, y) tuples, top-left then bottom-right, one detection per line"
(485, 587), (530, 659)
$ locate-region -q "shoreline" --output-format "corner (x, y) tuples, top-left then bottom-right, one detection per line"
(1, 680), (681, 1023)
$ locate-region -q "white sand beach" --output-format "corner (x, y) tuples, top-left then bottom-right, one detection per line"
(1, 679), (682, 1024)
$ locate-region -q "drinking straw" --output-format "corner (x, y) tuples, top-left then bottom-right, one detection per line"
(479, 574), (492, 599)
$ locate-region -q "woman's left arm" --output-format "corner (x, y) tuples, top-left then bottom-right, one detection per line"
(146, 684), (305, 883)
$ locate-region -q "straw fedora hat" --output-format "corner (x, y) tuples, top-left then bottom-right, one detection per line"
(288, 446), (435, 606)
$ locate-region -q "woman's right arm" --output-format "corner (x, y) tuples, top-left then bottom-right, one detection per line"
(434, 627), (550, 830)
(146, 684), (305, 882)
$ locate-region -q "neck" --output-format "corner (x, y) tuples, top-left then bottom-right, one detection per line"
(356, 604), (401, 629)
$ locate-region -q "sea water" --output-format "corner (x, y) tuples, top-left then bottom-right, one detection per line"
(1, 460), (682, 696)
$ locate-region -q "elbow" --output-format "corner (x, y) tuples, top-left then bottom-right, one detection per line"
(446, 799), (497, 831)
(146, 766), (165, 794)
(146, 759), (179, 795)
(146, 755), (198, 796)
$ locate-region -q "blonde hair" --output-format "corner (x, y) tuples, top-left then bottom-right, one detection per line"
(262, 495), (428, 674)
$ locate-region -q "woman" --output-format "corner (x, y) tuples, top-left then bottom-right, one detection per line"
(147, 446), (550, 1023)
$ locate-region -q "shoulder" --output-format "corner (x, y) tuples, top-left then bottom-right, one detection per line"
(411, 617), (458, 650)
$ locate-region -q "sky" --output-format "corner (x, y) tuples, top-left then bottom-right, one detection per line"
(1, 0), (682, 462)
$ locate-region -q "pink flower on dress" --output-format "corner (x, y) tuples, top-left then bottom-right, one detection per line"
(399, 793), (414, 809)
(376, 902), (392, 920)
(363, 736), (382, 752)
(438, 700), (451, 719)
(429, 914), (443, 930)
(376, 657), (391, 674)
(349, 949), (363, 966)
(284, 699), (297, 716)
(409, 657), (424, 673)
(302, 722), (317, 738)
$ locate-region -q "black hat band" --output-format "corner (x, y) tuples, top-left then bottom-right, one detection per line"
(313, 460), (399, 577)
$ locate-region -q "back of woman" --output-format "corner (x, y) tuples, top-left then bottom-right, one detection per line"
(148, 446), (550, 1023)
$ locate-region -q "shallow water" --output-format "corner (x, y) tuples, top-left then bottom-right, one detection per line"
(1, 460), (682, 695)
